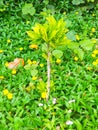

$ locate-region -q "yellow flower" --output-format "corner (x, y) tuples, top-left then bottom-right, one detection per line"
(32, 76), (37, 80)
(0, 76), (4, 79)
(26, 21), (30, 24)
(56, 59), (61, 64)
(87, 66), (92, 71)
(32, 61), (37, 64)
(96, 59), (98, 64)
(3, 89), (9, 96)
(41, 92), (47, 99)
(39, 63), (44, 67)
(92, 39), (97, 43)
(7, 93), (13, 100)
(5, 62), (9, 67)
(74, 57), (78, 61)
(92, 13), (95, 16)
(7, 39), (11, 43)
(75, 12), (79, 15)
(92, 61), (97, 66)
(12, 69), (16, 75)
(63, 11), (66, 14)
(27, 59), (32, 65)
(0, 50), (3, 53)
(29, 44), (38, 49)
(19, 47), (23, 51)
(91, 28), (96, 33)
(93, 49), (98, 55)
(75, 34), (80, 41)
(91, 53), (96, 58)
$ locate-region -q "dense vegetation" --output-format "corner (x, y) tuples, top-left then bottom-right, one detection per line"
(0, 0), (98, 129)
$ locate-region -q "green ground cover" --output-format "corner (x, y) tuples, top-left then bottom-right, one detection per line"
(0, 1), (98, 129)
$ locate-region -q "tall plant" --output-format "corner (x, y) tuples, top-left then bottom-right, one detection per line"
(27, 15), (70, 100)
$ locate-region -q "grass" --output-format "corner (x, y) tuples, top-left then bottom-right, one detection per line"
(0, 4), (98, 130)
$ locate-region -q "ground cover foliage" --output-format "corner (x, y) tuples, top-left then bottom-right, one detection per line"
(0, 1), (98, 129)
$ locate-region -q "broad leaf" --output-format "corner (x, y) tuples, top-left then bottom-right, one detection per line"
(66, 30), (76, 41)
(31, 69), (38, 76)
(22, 3), (35, 16)
(52, 50), (63, 58)
(80, 39), (95, 50)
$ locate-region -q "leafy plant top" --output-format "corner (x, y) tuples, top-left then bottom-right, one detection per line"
(27, 15), (70, 48)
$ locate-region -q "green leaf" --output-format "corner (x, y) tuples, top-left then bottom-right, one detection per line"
(66, 30), (76, 41)
(72, 0), (84, 5)
(74, 48), (84, 60)
(31, 69), (38, 76)
(42, 43), (47, 52)
(80, 39), (95, 50)
(52, 50), (63, 58)
(75, 120), (82, 130)
(22, 3), (35, 16)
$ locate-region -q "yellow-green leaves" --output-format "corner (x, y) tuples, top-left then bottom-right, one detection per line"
(27, 15), (70, 48)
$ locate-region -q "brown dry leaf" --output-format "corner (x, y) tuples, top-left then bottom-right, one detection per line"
(8, 58), (24, 69)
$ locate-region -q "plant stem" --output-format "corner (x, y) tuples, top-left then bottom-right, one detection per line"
(46, 44), (51, 101)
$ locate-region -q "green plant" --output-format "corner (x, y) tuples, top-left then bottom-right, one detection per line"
(27, 15), (70, 100)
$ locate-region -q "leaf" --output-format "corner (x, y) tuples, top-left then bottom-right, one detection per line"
(42, 43), (47, 52)
(24, 64), (38, 70)
(52, 50), (63, 58)
(31, 69), (38, 76)
(26, 31), (35, 40)
(80, 39), (95, 50)
(72, 0), (84, 5)
(37, 80), (46, 92)
(8, 58), (24, 69)
(75, 120), (82, 130)
(74, 48), (84, 60)
(66, 30), (76, 41)
(22, 3), (35, 16)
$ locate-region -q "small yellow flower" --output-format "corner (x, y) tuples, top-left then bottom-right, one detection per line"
(63, 11), (66, 14)
(92, 61), (97, 66)
(56, 59), (61, 64)
(32, 76), (37, 80)
(92, 14), (95, 16)
(3, 89), (9, 96)
(27, 59), (32, 65)
(93, 49), (98, 55)
(74, 57), (78, 61)
(92, 39), (97, 43)
(75, 34), (80, 41)
(12, 69), (16, 75)
(7, 93), (13, 100)
(5, 62), (9, 67)
(90, 33), (93, 36)
(91, 53), (96, 58)
(32, 61), (37, 64)
(39, 63), (44, 67)
(0, 50), (3, 53)
(29, 44), (38, 49)
(26, 21), (30, 24)
(96, 59), (98, 64)
(87, 66), (92, 71)
(91, 28), (96, 33)
(0, 76), (4, 79)
(7, 39), (11, 43)
(19, 47), (23, 51)
(75, 12), (79, 15)
(41, 92), (47, 99)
